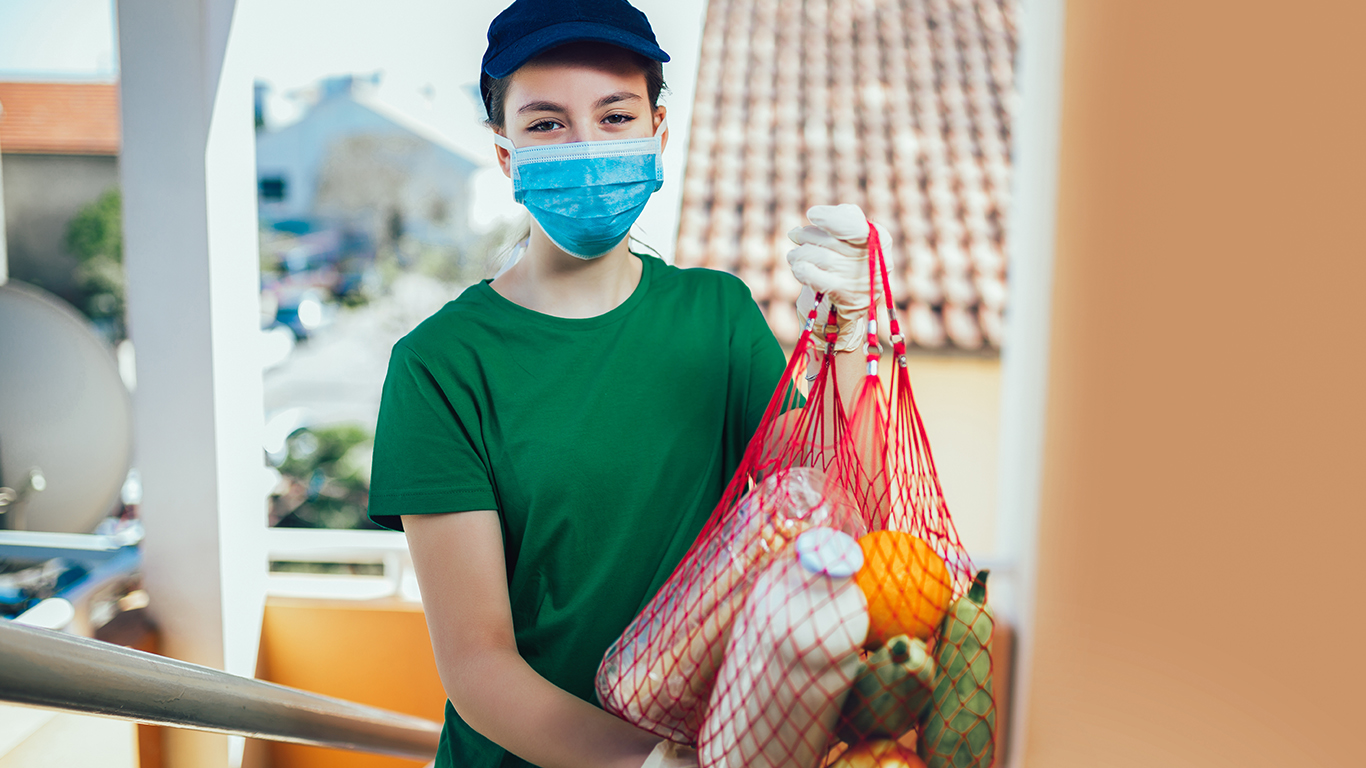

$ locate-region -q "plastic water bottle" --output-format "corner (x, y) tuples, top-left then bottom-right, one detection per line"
(699, 527), (870, 768)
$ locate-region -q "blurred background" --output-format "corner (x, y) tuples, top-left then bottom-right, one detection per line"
(0, 0), (1362, 767)
(1, 0), (1009, 543)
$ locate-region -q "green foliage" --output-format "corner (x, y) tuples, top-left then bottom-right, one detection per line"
(270, 424), (378, 530)
(64, 189), (126, 337)
(277, 423), (369, 479)
(66, 189), (123, 264)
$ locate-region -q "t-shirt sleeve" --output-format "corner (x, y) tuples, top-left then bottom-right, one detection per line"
(367, 340), (497, 532)
(731, 282), (794, 445)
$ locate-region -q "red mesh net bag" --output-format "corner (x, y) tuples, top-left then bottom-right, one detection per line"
(596, 226), (997, 768)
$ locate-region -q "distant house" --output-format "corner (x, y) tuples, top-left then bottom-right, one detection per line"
(0, 81), (120, 306)
(254, 74), (482, 251)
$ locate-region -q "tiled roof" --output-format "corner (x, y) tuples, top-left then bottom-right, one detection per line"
(0, 82), (121, 155)
(675, 0), (1017, 350)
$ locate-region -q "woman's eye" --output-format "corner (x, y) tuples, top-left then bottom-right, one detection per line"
(527, 120), (561, 132)
(603, 113), (635, 125)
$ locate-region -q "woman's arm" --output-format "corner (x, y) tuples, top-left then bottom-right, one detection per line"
(758, 344), (869, 467)
(827, 344), (875, 417)
(403, 510), (661, 768)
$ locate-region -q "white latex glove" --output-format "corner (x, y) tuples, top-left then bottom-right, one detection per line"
(641, 740), (698, 768)
(786, 203), (884, 352)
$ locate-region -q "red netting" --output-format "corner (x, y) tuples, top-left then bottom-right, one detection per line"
(596, 227), (997, 767)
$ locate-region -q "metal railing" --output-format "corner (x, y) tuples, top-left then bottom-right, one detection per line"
(0, 618), (441, 759)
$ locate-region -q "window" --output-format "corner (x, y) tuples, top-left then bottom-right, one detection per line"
(259, 176), (287, 202)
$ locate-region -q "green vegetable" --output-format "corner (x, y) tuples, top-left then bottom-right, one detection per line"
(835, 634), (935, 743)
(919, 570), (995, 768)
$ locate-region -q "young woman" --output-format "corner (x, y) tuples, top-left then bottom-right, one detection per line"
(368, 2), (879, 767)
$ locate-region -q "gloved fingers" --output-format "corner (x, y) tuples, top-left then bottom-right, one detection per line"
(786, 225), (866, 259)
(790, 265), (865, 316)
(789, 243), (875, 314)
(806, 203), (870, 244)
(786, 243), (865, 279)
(788, 257), (845, 298)
(795, 283), (818, 319)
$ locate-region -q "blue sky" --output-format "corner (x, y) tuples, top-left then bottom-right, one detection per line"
(0, 0), (118, 80)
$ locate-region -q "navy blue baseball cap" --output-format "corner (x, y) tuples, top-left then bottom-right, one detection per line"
(481, 0), (670, 113)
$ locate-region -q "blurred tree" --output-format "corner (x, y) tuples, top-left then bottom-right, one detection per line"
(64, 188), (126, 340)
(270, 423), (378, 530)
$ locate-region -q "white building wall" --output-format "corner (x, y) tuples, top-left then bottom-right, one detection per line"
(255, 96), (479, 246)
(0, 154), (119, 302)
(900, 356), (1003, 559)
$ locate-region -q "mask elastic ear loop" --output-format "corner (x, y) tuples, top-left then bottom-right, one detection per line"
(652, 117), (667, 186)
(492, 132), (520, 190)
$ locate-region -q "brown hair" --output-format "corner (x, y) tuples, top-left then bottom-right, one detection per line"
(482, 42), (667, 129)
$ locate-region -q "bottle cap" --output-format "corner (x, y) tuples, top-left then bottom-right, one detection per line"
(795, 527), (864, 578)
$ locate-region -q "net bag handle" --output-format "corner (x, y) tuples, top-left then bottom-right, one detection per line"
(864, 220), (969, 573)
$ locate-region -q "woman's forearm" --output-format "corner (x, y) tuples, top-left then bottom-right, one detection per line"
(812, 345), (874, 421)
(831, 346), (873, 414)
(403, 511), (660, 768)
(444, 645), (659, 768)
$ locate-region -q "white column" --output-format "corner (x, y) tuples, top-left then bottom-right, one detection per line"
(0, 134), (9, 284)
(994, 1), (1068, 766)
(117, 2), (266, 767)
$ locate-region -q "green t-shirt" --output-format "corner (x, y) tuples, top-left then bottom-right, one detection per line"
(368, 253), (787, 768)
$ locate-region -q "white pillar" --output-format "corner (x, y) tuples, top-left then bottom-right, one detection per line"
(994, 1), (1068, 766)
(117, 2), (266, 767)
(0, 132), (9, 285)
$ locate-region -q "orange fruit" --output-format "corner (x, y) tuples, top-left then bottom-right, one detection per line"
(830, 739), (928, 768)
(854, 531), (952, 648)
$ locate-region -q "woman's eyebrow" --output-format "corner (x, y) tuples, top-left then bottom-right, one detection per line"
(516, 92), (642, 116)
(595, 92), (642, 109)
(517, 100), (567, 115)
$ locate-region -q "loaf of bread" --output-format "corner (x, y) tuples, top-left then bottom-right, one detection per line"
(596, 467), (865, 743)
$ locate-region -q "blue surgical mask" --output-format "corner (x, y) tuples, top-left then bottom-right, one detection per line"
(494, 119), (666, 259)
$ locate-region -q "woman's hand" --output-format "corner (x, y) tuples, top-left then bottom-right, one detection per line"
(786, 203), (885, 352)
(641, 740), (699, 768)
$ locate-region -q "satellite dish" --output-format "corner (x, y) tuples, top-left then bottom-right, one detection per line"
(0, 280), (132, 533)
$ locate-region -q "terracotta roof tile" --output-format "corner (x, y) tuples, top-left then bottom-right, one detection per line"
(0, 82), (120, 155)
(676, 0), (1017, 351)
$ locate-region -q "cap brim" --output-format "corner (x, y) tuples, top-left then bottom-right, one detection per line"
(484, 20), (670, 79)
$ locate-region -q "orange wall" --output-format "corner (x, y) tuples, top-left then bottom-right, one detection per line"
(1025, 1), (1366, 767)
(251, 598), (446, 768)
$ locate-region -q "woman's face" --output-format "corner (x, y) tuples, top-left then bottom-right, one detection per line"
(495, 46), (667, 177)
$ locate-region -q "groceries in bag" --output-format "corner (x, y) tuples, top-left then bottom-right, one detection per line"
(697, 527), (869, 768)
(919, 570), (996, 768)
(597, 214), (995, 762)
(836, 634), (936, 743)
(855, 531), (954, 648)
(831, 739), (929, 768)
(596, 468), (865, 742)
